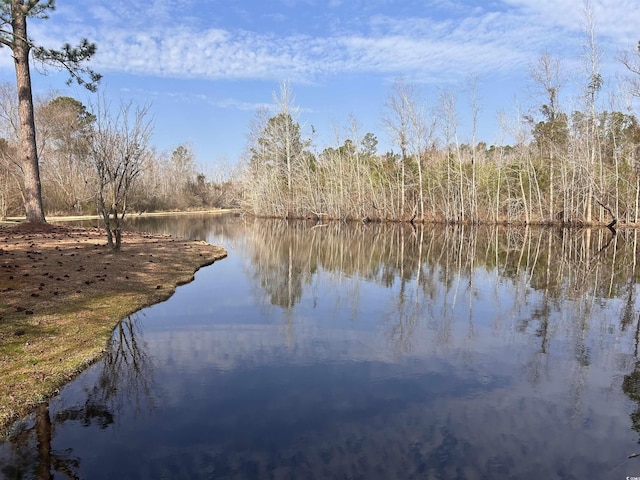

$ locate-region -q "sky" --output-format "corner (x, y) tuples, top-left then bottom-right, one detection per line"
(0, 0), (639, 170)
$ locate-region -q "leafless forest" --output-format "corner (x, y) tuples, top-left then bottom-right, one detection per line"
(243, 43), (640, 226)
(0, 89), (239, 221)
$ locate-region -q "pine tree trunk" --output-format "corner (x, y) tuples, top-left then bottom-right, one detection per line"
(12, 5), (46, 223)
(35, 403), (53, 479)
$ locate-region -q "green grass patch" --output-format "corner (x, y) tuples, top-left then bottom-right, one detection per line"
(0, 228), (227, 438)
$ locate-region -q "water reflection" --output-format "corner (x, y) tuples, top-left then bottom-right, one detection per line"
(623, 362), (640, 442)
(3, 215), (640, 479)
(231, 220), (639, 359)
(1, 315), (155, 480)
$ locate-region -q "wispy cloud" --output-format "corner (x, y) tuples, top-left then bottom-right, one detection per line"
(502, 0), (640, 45)
(19, 0), (639, 87)
(119, 86), (274, 112)
(2, 0), (633, 160)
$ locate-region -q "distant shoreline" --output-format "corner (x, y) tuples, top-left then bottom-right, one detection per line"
(1, 208), (237, 224)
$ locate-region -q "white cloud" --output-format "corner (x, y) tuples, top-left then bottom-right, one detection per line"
(6, 0), (637, 90)
(501, 0), (640, 46)
(37, 21), (507, 84)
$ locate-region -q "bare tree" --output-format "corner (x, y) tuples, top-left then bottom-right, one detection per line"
(89, 99), (152, 250)
(580, 0), (603, 224)
(528, 51), (567, 222)
(0, 83), (21, 217)
(383, 78), (411, 219)
(438, 89), (464, 222)
(383, 78), (437, 222)
(466, 75), (481, 222)
(620, 41), (640, 101)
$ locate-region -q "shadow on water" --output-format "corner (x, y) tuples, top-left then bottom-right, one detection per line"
(5, 214), (640, 478)
(1, 315), (155, 480)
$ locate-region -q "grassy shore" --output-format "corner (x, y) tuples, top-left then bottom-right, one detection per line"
(0, 219), (227, 436)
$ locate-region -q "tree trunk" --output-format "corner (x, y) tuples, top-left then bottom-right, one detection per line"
(12, 5), (45, 223)
(549, 153), (554, 222)
(35, 403), (53, 480)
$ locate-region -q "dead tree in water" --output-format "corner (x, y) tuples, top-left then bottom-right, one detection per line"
(595, 198), (617, 233)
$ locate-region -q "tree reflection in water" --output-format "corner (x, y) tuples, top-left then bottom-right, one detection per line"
(20, 215), (640, 477)
(0, 315), (155, 480)
(140, 216), (640, 447)
(623, 359), (640, 442)
(235, 219), (637, 348)
(233, 219), (640, 449)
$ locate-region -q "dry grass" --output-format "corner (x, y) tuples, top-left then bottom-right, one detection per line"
(0, 222), (226, 435)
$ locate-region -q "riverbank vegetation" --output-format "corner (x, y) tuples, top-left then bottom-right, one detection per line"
(6, 64), (639, 228)
(242, 62), (640, 225)
(242, 16), (640, 225)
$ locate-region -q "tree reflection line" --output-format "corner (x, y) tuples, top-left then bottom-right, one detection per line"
(233, 219), (640, 442)
(1, 315), (156, 479)
(238, 220), (639, 351)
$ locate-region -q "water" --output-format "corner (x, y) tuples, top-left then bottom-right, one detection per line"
(2, 214), (640, 479)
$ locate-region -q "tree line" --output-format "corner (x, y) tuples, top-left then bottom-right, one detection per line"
(242, 87), (640, 225)
(4, 1), (640, 229)
(242, 26), (640, 226)
(0, 90), (239, 229)
(0, 0), (237, 250)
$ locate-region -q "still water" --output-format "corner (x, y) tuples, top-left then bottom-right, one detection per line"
(2, 214), (640, 479)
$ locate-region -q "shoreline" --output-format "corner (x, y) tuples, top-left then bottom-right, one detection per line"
(1, 208), (237, 225)
(0, 221), (227, 436)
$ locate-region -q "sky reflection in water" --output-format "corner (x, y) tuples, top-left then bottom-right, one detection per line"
(2, 215), (640, 479)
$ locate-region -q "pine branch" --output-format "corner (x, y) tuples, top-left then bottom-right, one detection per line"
(33, 39), (101, 92)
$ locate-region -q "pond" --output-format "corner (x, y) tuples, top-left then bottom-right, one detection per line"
(2, 214), (640, 479)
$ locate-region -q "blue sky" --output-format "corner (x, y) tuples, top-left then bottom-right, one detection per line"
(0, 0), (638, 169)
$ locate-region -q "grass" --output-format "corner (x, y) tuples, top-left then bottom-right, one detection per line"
(0, 222), (227, 436)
